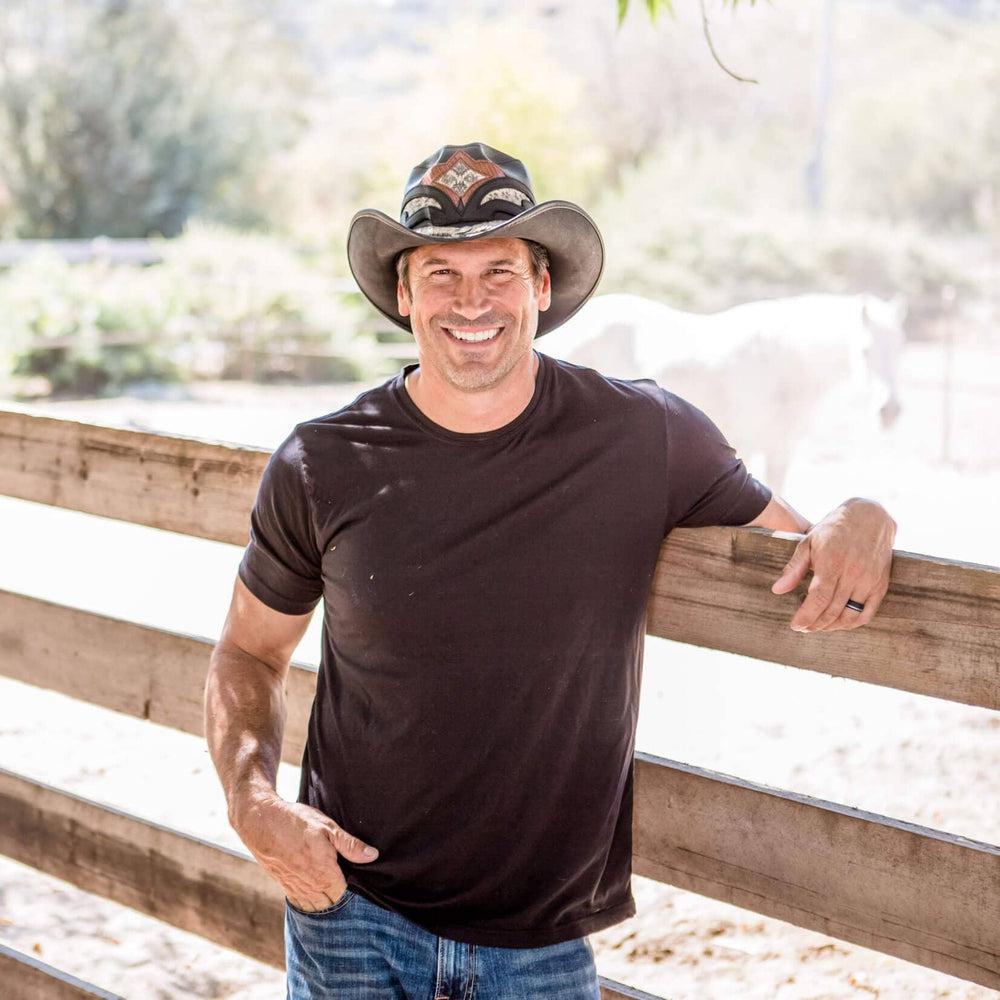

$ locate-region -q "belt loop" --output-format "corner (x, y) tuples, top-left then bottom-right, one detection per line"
(433, 934), (448, 999)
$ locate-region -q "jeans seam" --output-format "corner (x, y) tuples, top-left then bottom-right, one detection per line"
(434, 935), (445, 999)
(465, 943), (476, 1000)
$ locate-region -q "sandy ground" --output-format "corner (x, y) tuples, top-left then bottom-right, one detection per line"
(0, 340), (997, 998)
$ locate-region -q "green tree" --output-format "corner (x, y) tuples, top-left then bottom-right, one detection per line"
(0, 0), (306, 237)
(828, 18), (1000, 233)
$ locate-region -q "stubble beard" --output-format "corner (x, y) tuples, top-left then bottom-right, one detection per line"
(438, 346), (521, 393)
(420, 317), (533, 394)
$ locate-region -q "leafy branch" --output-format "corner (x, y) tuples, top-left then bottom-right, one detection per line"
(616, 0), (766, 84)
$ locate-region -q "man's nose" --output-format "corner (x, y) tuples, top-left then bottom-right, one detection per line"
(449, 277), (493, 321)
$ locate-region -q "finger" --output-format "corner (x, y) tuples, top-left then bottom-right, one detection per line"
(824, 584), (875, 631)
(286, 890), (332, 912)
(324, 874), (354, 904)
(771, 540), (811, 595)
(789, 570), (837, 632)
(854, 554), (894, 629)
(325, 823), (379, 863)
(810, 571), (865, 632)
(847, 580), (888, 630)
(320, 886), (343, 906)
(283, 867), (346, 911)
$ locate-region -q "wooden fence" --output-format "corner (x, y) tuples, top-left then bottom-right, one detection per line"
(0, 408), (998, 998)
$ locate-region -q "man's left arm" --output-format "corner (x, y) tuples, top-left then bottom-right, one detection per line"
(742, 494), (898, 633)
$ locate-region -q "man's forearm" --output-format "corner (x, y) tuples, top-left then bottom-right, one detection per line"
(753, 493), (814, 533)
(204, 646), (287, 830)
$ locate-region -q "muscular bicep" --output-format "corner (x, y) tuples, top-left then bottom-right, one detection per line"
(739, 494), (813, 533)
(217, 574), (314, 682)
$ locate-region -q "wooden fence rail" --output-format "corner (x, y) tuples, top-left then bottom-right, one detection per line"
(1, 409), (999, 996)
(0, 766), (654, 1000)
(2, 595), (998, 989)
(0, 589), (314, 764)
(0, 942), (125, 1000)
(2, 410), (998, 709)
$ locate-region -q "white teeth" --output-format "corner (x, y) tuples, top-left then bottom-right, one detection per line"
(445, 327), (501, 342)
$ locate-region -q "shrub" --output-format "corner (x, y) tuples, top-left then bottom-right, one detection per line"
(0, 225), (381, 396)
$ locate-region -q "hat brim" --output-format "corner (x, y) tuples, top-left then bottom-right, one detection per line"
(346, 200), (604, 338)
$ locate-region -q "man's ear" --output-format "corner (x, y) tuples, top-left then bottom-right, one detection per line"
(537, 269), (552, 312)
(397, 279), (411, 317)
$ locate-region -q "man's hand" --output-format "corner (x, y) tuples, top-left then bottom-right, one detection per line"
(770, 497), (897, 633)
(233, 792), (380, 913)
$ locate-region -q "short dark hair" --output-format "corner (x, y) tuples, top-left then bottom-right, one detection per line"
(394, 239), (550, 299)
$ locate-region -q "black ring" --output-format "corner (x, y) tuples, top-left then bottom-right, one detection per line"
(845, 599), (865, 612)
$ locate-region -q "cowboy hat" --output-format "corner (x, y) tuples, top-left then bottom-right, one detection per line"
(346, 142), (604, 338)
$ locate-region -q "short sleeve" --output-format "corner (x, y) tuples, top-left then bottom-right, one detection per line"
(238, 428), (323, 615)
(660, 389), (772, 531)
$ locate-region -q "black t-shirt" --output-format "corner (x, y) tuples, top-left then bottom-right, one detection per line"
(237, 349), (771, 948)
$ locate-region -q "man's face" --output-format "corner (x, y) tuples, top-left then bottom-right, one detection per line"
(396, 236), (551, 393)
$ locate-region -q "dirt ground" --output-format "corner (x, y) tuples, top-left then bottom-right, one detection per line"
(0, 340), (997, 998)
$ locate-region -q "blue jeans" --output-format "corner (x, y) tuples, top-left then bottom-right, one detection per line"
(285, 888), (601, 999)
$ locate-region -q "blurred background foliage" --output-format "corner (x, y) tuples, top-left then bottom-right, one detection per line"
(0, 226), (374, 394)
(0, 0), (308, 238)
(0, 0), (997, 395)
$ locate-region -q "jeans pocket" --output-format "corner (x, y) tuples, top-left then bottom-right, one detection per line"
(285, 886), (354, 917)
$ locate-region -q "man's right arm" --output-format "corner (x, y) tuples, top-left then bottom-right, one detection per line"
(204, 575), (380, 912)
(205, 575), (304, 830)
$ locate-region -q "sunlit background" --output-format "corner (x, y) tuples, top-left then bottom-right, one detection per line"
(0, 1), (998, 997)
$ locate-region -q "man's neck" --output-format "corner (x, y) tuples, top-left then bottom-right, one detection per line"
(404, 351), (540, 434)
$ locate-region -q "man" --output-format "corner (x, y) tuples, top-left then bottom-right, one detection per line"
(204, 142), (897, 999)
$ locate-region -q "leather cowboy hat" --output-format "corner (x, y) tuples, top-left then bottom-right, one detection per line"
(346, 142), (604, 338)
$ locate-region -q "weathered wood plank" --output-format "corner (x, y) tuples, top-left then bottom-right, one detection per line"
(0, 942), (125, 1000)
(599, 979), (665, 1000)
(0, 589), (315, 767)
(0, 410), (266, 546)
(0, 769), (659, 998)
(1, 527), (998, 770)
(648, 525), (1000, 710)
(633, 752), (1000, 991)
(3, 760), (998, 989)
(3, 411), (998, 706)
(0, 769), (286, 968)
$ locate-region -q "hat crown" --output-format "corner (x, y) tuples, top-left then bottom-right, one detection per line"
(399, 142), (537, 238)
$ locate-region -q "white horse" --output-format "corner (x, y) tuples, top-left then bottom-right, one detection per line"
(538, 292), (907, 494)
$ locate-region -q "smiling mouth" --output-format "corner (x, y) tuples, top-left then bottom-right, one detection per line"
(443, 325), (504, 344)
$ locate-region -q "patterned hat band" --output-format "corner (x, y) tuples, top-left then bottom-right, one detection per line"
(402, 188), (533, 222)
(410, 218), (518, 239)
